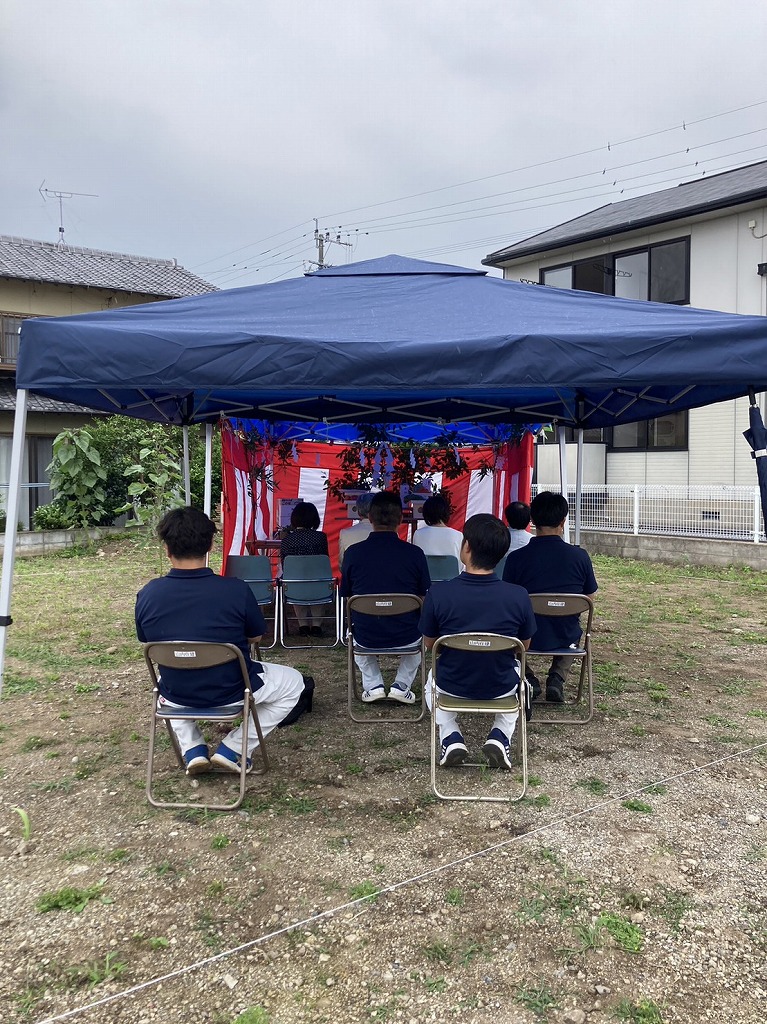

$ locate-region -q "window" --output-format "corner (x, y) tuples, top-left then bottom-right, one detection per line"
(541, 237), (689, 305)
(559, 427), (606, 443)
(0, 315), (23, 364)
(610, 411), (688, 451)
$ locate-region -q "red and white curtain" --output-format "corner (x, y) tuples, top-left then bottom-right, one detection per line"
(221, 427), (534, 575)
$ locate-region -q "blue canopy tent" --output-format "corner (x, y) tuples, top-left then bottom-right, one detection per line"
(2, 254), (767, 692)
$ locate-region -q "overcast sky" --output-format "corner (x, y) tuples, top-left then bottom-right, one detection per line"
(2, 0), (766, 288)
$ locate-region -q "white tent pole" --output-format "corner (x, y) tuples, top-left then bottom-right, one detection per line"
(182, 425), (191, 505)
(574, 427), (584, 546)
(0, 389), (29, 698)
(203, 423), (213, 517)
(557, 424), (570, 544)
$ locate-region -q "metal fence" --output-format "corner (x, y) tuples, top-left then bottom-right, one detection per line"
(532, 484), (766, 544)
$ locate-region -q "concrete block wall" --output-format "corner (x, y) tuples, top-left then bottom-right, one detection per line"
(579, 531), (767, 571)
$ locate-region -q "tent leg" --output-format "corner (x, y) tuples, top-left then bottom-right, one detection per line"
(182, 425), (191, 505)
(557, 424), (570, 544)
(0, 389), (28, 698)
(574, 427), (584, 546)
(204, 424), (213, 517)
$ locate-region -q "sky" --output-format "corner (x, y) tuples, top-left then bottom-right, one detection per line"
(2, 0), (767, 289)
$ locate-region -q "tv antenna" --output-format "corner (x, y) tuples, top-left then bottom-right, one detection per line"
(38, 181), (99, 246)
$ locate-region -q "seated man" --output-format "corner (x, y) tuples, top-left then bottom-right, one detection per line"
(502, 491), (598, 704)
(341, 490), (431, 704)
(504, 500), (532, 552)
(338, 491), (374, 567)
(136, 506), (309, 774)
(412, 494), (464, 564)
(420, 513), (536, 770)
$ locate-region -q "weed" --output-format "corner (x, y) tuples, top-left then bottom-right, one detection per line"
(147, 936), (170, 949)
(630, 725), (647, 736)
(349, 881), (380, 903)
(521, 793), (551, 809)
(423, 940), (452, 964)
(538, 846), (560, 864)
(641, 783), (667, 796)
(577, 776), (609, 796)
(614, 997), (664, 1023)
(37, 882), (105, 913)
(153, 861), (176, 877)
(74, 682), (101, 694)
(657, 890), (693, 931)
(424, 977), (447, 993)
(106, 848), (131, 862)
(599, 912), (644, 953)
(748, 708), (767, 719)
(74, 753), (104, 780)
(745, 844), (766, 863)
(445, 887), (464, 906)
(563, 920), (603, 955)
(622, 798), (653, 814)
(705, 714), (738, 730)
(515, 983), (559, 1017)
(2, 672), (39, 696)
(527, 774), (543, 787)
(595, 662), (628, 695)
(232, 1010), (270, 1024)
(11, 806), (31, 841)
(207, 880), (226, 896)
(20, 735), (57, 752)
(517, 893), (549, 922)
(621, 891), (645, 911)
(211, 834), (230, 850)
(459, 941), (488, 965)
(346, 762), (364, 775)
(646, 680), (670, 704)
(65, 952), (127, 989)
(195, 910), (223, 949)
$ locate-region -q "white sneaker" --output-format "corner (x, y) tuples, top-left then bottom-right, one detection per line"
(388, 685), (416, 705)
(361, 685), (386, 703)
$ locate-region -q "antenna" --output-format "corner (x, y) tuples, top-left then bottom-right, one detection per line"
(38, 180), (98, 246)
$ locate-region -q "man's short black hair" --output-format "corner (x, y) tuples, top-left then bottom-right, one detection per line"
(157, 506), (216, 559)
(462, 513), (509, 570)
(504, 500), (531, 531)
(530, 490), (569, 529)
(290, 501), (321, 530)
(369, 490), (403, 529)
(421, 494), (450, 526)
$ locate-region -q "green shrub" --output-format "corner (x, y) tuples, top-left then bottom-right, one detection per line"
(32, 501), (70, 531)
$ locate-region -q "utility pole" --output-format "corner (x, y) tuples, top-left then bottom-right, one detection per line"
(312, 218), (353, 269)
(38, 181), (98, 246)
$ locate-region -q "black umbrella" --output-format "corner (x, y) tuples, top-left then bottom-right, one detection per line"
(743, 398), (767, 538)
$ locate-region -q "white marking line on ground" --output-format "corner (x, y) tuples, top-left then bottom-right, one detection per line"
(34, 739), (767, 1024)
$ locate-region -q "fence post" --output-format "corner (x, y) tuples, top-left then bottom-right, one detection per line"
(755, 486), (762, 544)
(633, 486), (640, 536)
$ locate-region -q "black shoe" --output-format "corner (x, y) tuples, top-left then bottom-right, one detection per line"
(298, 625), (310, 637)
(526, 669), (542, 701)
(277, 675), (315, 728)
(310, 625), (323, 637)
(545, 674), (565, 703)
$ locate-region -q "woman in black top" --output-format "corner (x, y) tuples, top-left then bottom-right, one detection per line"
(280, 502), (330, 636)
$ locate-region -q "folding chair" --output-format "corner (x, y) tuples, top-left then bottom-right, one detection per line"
(526, 593), (594, 725)
(144, 641), (269, 812)
(430, 633), (528, 803)
(347, 593), (426, 723)
(425, 554), (461, 583)
(224, 555), (280, 650)
(279, 555), (340, 649)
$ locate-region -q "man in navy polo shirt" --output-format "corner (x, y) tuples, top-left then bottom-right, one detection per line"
(341, 491), (431, 704)
(135, 507), (306, 775)
(503, 491), (598, 704)
(420, 513), (536, 769)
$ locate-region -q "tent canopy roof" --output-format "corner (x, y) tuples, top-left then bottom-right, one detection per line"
(17, 255), (767, 428)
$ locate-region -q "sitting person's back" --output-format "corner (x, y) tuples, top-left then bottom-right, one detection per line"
(412, 494), (463, 564)
(338, 492), (374, 567)
(502, 490), (597, 703)
(280, 501), (330, 636)
(420, 513), (536, 769)
(504, 500), (532, 552)
(341, 490), (431, 703)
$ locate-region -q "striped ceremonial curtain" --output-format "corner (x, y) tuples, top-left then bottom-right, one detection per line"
(221, 430), (534, 576)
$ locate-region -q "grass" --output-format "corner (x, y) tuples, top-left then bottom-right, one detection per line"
(599, 912), (644, 953)
(65, 952), (127, 989)
(231, 1010), (270, 1024)
(444, 887), (464, 906)
(37, 882), (105, 913)
(515, 983), (559, 1017)
(614, 998), (665, 1023)
(423, 940), (452, 964)
(622, 798), (654, 814)
(211, 833), (230, 850)
(348, 881), (380, 903)
(577, 776), (610, 796)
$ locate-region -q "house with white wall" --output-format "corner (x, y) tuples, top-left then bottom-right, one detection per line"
(483, 160), (767, 490)
(0, 235), (214, 526)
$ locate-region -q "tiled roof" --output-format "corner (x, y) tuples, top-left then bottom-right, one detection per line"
(484, 159), (767, 265)
(0, 377), (105, 416)
(0, 235), (216, 297)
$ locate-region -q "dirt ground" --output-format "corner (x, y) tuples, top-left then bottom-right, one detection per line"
(0, 539), (765, 1024)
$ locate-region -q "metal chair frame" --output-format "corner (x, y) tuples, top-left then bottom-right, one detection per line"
(279, 554), (340, 649)
(144, 641), (269, 812)
(425, 554), (461, 583)
(526, 593), (594, 726)
(224, 554), (280, 650)
(346, 593), (426, 723)
(430, 632), (528, 803)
